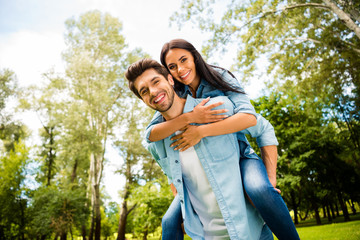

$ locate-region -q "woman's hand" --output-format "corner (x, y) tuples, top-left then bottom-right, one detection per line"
(170, 125), (204, 151)
(191, 97), (228, 124)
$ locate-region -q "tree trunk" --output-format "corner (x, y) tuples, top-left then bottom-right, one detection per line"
(142, 228), (149, 240)
(45, 126), (55, 186)
(117, 200), (128, 240)
(326, 205), (332, 222)
(348, 200), (357, 215)
(314, 207), (321, 225)
(95, 183), (101, 240)
(290, 191), (299, 224)
(337, 191), (350, 221)
(335, 202), (340, 216)
(82, 224), (87, 240)
(60, 232), (67, 240)
(89, 210), (95, 240)
(330, 204), (336, 219)
(71, 158), (78, 183)
(322, 205), (327, 218)
(311, 194), (321, 225)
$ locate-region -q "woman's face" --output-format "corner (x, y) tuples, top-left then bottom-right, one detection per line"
(164, 48), (200, 88)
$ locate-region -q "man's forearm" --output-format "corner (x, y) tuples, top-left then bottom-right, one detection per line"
(260, 145), (278, 188)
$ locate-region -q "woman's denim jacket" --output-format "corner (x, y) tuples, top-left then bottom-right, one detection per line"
(147, 95), (264, 240)
(145, 67), (278, 148)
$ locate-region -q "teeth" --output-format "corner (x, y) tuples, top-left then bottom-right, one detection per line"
(181, 71), (190, 79)
(154, 94), (164, 103)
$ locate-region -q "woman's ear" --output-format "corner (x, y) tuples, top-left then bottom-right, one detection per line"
(167, 74), (175, 86)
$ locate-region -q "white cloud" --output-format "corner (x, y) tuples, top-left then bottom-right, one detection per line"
(0, 30), (65, 87)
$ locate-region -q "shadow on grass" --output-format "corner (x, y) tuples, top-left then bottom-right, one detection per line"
(295, 212), (360, 228)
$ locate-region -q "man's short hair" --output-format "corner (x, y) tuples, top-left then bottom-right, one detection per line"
(125, 58), (170, 99)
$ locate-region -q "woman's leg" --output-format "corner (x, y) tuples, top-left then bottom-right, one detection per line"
(259, 224), (274, 240)
(240, 157), (300, 240)
(162, 195), (183, 240)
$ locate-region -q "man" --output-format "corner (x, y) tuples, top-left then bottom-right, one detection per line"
(125, 59), (271, 240)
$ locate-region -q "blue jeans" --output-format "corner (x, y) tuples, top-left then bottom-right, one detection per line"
(162, 199), (274, 240)
(162, 195), (183, 240)
(240, 156), (300, 240)
(260, 224), (274, 240)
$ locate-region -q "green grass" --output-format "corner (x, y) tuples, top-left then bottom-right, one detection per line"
(148, 213), (360, 240)
(182, 215), (360, 240)
(295, 220), (360, 240)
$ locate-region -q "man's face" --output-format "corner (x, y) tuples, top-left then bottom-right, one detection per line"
(134, 69), (176, 112)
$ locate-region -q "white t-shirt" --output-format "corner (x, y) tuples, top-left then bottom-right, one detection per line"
(179, 145), (229, 240)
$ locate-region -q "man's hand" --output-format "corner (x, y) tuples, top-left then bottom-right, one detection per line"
(170, 183), (177, 196)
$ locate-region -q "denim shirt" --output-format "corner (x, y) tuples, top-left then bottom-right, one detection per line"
(145, 67), (278, 147)
(147, 95), (264, 240)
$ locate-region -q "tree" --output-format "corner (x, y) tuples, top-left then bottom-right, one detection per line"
(0, 69), (27, 152)
(0, 141), (29, 239)
(172, 0), (360, 163)
(62, 10), (142, 239)
(251, 83), (360, 224)
(126, 179), (172, 240)
(114, 98), (155, 240)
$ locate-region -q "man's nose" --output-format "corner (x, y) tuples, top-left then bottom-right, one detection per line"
(149, 86), (158, 96)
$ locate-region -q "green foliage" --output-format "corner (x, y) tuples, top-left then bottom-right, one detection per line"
(0, 68), (17, 110)
(125, 178), (173, 238)
(28, 185), (90, 239)
(0, 140), (29, 239)
(172, 1), (360, 160)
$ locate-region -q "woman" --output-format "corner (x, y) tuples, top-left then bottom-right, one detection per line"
(146, 39), (300, 240)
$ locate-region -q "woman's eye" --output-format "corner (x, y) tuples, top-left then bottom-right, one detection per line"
(181, 58), (187, 63)
(168, 65), (175, 70)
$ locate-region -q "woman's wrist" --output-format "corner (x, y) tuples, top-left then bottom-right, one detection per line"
(197, 125), (208, 138)
(185, 111), (195, 124)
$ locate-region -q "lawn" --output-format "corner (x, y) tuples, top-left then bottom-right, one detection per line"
(294, 220), (360, 240)
(182, 215), (360, 240)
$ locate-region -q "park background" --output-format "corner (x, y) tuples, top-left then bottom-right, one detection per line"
(0, 0), (359, 239)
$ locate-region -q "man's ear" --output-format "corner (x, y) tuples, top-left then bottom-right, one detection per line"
(167, 74), (175, 86)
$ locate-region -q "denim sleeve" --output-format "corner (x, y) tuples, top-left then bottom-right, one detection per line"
(220, 70), (257, 117)
(220, 70), (278, 147)
(240, 114), (279, 147)
(144, 111), (163, 143)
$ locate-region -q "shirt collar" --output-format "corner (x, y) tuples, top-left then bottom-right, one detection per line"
(183, 95), (197, 114)
(183, 78), (206, 97)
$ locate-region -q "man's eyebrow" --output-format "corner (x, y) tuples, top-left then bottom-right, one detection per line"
(150, 76), (159, 82)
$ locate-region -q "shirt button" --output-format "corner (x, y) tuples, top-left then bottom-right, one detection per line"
(175, 160), (179, 163)
(180, 200), (184, 203)
(177, 179), (181, 183)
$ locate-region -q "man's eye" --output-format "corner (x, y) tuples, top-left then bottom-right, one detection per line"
(140, 89), (148, 95)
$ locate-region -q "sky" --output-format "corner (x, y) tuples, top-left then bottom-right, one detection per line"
(0, 0), (265, 203)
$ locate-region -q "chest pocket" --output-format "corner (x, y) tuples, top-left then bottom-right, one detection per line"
(203, 134), (237, 162)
